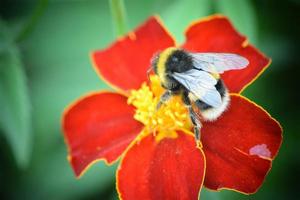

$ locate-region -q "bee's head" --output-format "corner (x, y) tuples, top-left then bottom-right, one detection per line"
(165, 49), (194, 73)
(149, 48), (174, 88)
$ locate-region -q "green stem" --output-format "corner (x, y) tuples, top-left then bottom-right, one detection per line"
(16, 0), (49, 43)
(109, 0), (128, 37)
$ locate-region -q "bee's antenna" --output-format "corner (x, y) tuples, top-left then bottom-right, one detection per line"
(147, 66), (153, 81)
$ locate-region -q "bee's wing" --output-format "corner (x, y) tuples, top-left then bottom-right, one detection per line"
(190, 53), (249, 73)
(172, 69), (222, 107)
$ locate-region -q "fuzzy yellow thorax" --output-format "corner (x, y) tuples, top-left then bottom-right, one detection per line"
(127, 75), (192, 142)
(157, 47), (178, 84)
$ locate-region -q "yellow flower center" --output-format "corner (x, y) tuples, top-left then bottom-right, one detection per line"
(127, 75), (192, 142)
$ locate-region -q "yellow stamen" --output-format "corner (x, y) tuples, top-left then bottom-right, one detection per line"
(128, 75), (192, 142)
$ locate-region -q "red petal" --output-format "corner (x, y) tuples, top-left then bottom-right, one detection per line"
(201, 94), (282, 194)
(182, 15), (270, 93)
(92, 16), (176, 93)
(62, 92), (143, 177)
(117, 132), (205, 200)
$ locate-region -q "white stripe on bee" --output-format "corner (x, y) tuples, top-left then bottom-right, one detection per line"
(201, 91), (230, 121)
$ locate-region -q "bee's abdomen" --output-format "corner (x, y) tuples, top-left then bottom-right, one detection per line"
(195, 79), (229, 121)
(215, 79), (226, 98)
(195, 79), (227, 110)
(195, 99), (212, 110)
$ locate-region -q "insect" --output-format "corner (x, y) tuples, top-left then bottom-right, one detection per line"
(150, 47), (249, 146)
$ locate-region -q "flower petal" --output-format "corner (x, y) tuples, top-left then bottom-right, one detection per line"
(62, 92), (143, 177)
(182, 15), (270, 93)
(92, 16), (176, 93)
(117, 132), (205, 200)
(201, 94), (282, 194)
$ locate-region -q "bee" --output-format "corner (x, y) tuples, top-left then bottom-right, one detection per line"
(150, 47), (249, 145)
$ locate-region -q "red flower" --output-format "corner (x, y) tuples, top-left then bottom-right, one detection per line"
(62, 15), (282, 199)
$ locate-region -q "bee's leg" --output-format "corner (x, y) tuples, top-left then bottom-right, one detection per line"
(181, 91), (202, 147)
(188, 106), (203, 147)
(156, 90), (172, 110)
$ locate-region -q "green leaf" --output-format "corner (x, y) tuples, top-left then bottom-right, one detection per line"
(109, 0), (129, 37)
(23, 0), (112, 154)
(13, 1), (116, 199)
(0, 23), (32, 169)
(214, 0), (257, 44)
(16, 0), (49, 42)
(18, 145), (117, 200)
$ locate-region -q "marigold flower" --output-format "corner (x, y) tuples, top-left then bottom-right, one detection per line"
(62, 15), (282, 199)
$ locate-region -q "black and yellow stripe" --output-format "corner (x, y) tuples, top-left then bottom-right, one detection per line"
(156, 47), (178, 84)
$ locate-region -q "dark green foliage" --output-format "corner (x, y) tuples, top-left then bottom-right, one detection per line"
(0, 0), (299, 199)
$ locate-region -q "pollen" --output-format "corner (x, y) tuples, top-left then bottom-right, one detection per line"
(127, 75), (192, 142)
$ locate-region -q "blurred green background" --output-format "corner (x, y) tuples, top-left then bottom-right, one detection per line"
(0, 0), (299, 199)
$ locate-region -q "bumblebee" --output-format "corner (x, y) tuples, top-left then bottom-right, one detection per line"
(150, 47), (249, 144)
